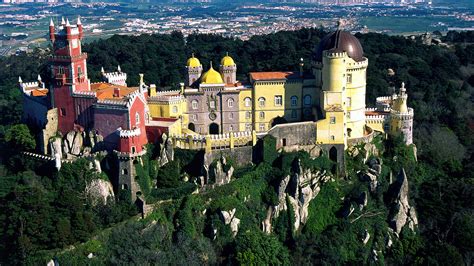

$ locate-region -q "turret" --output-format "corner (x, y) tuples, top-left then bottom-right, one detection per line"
(219, 52), (237, 84)
(49, 18), (55, 42)
(77, 16), (83, 39)
(390, 82), (414, 145)
(185, 53), (203, 87)
(65, 18), (72, 39)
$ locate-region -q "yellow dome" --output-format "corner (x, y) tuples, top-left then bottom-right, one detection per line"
(201, 64), (224, 84)
(221, 53), (235, 66)
(187, 54), (201, 68)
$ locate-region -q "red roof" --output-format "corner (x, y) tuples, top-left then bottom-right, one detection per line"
(249, 71), (300, 81)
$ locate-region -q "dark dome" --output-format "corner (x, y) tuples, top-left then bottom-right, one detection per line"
(313, 30), (364, 62)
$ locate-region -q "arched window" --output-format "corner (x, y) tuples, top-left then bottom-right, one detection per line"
(304, 95), (312, 106)
(244, 97), (252, 107)
(172, 106), (178, 113)
(191, 100), (198, 110)
(227, 98), (234, 108)
(145, 112), (150, 123)
(135, 112), (140, 124)
(258, 97), (266, 107)
(229, 125), (233, 131)
(291, 96), (298, 106)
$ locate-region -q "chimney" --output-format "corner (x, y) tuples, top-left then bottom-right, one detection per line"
(113, 88), (120, 98)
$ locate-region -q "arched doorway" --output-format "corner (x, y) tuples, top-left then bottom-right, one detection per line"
(188, 123), (195, 132)
(329, 146), (338, 162)
(209, 123), (219, 134)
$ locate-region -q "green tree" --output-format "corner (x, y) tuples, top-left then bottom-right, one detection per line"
(235, 230), (290, 265)
(5, 124), (35, 151)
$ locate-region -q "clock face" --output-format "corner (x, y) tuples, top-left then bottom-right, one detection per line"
(209, 112), (217, 121)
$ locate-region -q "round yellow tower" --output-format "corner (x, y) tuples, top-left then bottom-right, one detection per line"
(313, 29), (368, 141)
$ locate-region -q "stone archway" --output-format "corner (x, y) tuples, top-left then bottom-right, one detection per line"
(209, 123), (219, 134)
(329, 146), (338, 162)
(188, 123), (196, 132)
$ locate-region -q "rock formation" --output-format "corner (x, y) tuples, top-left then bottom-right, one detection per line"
(360, 157), (383, 193)
(84, 179), (115, 206)
(212, 156), (234, 186)
(157, 133), (174, 167)
(387, 168), (418, 234)
(274, 159), (330, 231)
(219, 208), (240, 237)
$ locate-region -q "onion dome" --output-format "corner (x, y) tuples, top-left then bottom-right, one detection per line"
(187, 53), (201, 68)
(220, 52), (235, 66)
(201, 62), (224, 84)
(313, 30), (364, 62)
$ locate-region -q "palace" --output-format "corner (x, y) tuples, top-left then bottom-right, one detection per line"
(21, 18), (413, 199)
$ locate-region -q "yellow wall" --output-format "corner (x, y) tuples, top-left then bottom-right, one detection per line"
(316, 111), (345, 145)
(148, 100), (187, 119)
(238, 88), (252, 131)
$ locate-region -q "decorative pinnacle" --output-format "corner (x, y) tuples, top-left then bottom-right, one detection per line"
(61, 17), (65, 25)
(337, 19), (345, 30)
(101, 67), (105, 73)
(37, 74), (42, 81)
(50, 18), (54, 27)
(18, 76), (23, 83)
(77, 16), (82, 25)
(191, 53), (195, 58)
(139, 73), (144, 85)
(117, 65), (121, 72)
(66, 18), (70, 27)
(210, 61), (213, 69)
(226, 52), (229, 56)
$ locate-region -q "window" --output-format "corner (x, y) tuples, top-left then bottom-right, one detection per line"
(291, 96), (298, 106)
(136, 112), (140, 124)
(346, 97), (351, 107)
(131, 146), (136, 153)
(78, 66), (82, 78)
(229, 112), (234, 120)
(244, 97), (252, 107)
(245, 111), (251, 119)
(304, 95), (312, 106)
(259, 123), (265, 131)
(60, 108), (66, 116)
(291, 109), (297, 118)
(122, 169), (128, 175)
(246, 123), (252, 131)
(331, 135), (335, 141)
(274, 95), (282, 106)
(58, 66), (64, 75)
(330, 116), (336, 124)
(192, 100), (198, 110)
(229, 125), (233, 131)
(227, 98), (234, 108)
(172, 106), (178, 113)
(258, 97), (266, 107)
(259, 111), (265, 119)
(346, 112), (351, 119)
(347, 74), (352, 84)
(210, 100), (216, 109)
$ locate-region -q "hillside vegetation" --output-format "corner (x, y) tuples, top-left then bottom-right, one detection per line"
(0, 29), (473, 265)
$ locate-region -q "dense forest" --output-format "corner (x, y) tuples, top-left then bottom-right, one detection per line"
(0, 29), (473, 265)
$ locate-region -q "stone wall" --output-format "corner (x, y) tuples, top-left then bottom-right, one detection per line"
(266, 121), (316, 149)
(204, 146), (254, 167)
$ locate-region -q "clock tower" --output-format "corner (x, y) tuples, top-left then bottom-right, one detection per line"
(49, 17), (90, 134)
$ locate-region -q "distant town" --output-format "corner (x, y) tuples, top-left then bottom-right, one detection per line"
(0, 0), (473, 56)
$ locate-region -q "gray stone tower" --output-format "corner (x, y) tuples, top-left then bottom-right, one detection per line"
(185, 53), (203, 87)
(115, 151), (144, 201)
(219, 53), (237, 84)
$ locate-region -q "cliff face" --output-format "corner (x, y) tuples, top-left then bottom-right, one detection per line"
(269, 159), (331, 232)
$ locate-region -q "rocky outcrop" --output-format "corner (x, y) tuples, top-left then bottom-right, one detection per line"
(157, 133), (174, 167)
(84, 179), (114, 206)
(360, 157), (383, 193)
(220, 208), (240, 237)
(274, 159), (330, 231)
(212, 156), (234, 186)
(64, 130), (83, 156)
(387, 168), (418, 234)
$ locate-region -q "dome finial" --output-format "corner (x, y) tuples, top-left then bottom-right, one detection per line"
(192, 52), (195, 58)
(337, 19), (345, 30)
(210, 61), (213, 69)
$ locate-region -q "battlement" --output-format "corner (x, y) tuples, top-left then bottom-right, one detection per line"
(170, 131), (255, 151)
(118, 127), (141, 138)
(148, 95), (185, 104)
(72, 90), (97, 97)
(323, 50), (347, 59)
(347, 58), (368, 68)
